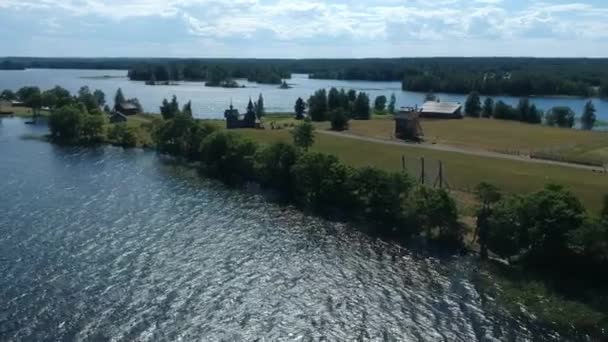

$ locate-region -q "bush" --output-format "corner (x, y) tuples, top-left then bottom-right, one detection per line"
(291, 152), (351, 215)
(330, 109), (349, 131)
(200, 131), (258, 185)
(254, 142), (300, 200)
(108, 123), (139, 148)
(348, 167), (413, 237)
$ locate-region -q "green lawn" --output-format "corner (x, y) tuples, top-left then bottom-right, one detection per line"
(346, 117), (608, 165)
(236, 128), (608, 214)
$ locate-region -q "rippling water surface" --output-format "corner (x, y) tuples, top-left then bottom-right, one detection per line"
(0, 118), (578, 341)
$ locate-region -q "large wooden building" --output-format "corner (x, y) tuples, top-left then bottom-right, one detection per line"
(115, 102), (139, 116)
(419, 101), (463, 119)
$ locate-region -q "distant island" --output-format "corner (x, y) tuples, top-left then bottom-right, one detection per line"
(2, 57), (608, 97)
(0, 60), (25, 70)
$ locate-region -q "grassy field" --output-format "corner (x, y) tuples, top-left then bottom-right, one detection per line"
(2, 106), (51, 118)
(236, 128), (608, 214)
(346, 117), (608, 165)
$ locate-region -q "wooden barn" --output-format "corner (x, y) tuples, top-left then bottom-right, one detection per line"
(115, 102), (139, 116)
(395, 108), (423, 142)
(109, 111), (128, 123)
(420, 101), (463, 119)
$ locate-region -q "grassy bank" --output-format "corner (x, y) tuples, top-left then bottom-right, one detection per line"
(345, 117), (608, 165)
(474, 263), (608, 338)
(236, 128), (608, 213)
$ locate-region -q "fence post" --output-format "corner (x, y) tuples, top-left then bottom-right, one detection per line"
(438, 161), (443, 189)
(420, 157), (425, 185)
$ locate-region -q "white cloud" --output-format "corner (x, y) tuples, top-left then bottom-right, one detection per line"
(1, 0), (607, 56)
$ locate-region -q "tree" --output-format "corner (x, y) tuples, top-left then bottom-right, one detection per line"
(182, 100), (193, 118)
(23, 89), (42, 117)
(308, 89), (328, 121)
(255, 94), (265, 120)
(160, 97), (178, 120)
(486, 184), (586, 263)
(254, 142), (300, 200)
(81, 114), (106, 143)
(546, 106), (575, 128)
(482, 98), (494, 118)
(486, 196), (527, 260)
(199, 131), (258, 185)
(581, 100), (596, 130)
(114, 88), (126, 109)
(528, 104), (542, 124)
(244, 98), (257, 126)
(41, 91), (58, 110)
(388, 93), (397, 114)
(374, 95), (387, 113)
(0, 89), (16, 101)
(493, 100), (517, 121)
(46, 86), (72, 108)
(474, 182), (502, 259)
(464, 91), (481, 117)
(517, 98), (531, 122)
(410, 186), (462, 248)
(291, 152), (350, 214)
(327, 87), (341, 111)
(292, 121), (315, 151)
(353, 92), (371, 120)
(330, 108), (349, 131)
(16, 86), (40, 102)
(523, 184), (585, 262)
(93, 89), (106, 107)
(347, 89), (357, 102)
(108, 123), (139, 148)
(349, 167), (413, 236)
(78, 86), (99, 112)
(48, 105), (84, 143)
(294, 97), (306, 120)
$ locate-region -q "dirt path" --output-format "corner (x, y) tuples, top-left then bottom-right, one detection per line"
(319, 130), (607, 172)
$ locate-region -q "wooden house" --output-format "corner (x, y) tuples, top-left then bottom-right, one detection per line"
(115, 102), (139, 116)
(109, 111), (128, 123)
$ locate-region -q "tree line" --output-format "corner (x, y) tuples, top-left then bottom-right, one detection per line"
(293, 88), (397, 131)
(127, 62), (290, 85)
(463, 92), (598, 130)
(5, 57), (608, 97)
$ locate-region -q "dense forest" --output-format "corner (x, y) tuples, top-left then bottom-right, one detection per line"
(2, 57), (608, 96)
(127, 61), (290, 85)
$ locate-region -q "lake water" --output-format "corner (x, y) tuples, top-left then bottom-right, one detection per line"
(1, 69), (608, 122)
(0, 117), (589, 341)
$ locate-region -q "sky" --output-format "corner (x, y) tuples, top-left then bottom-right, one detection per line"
(1, 0), (607, 58)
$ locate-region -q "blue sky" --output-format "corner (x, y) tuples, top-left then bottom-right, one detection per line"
(1, 0), (607, 57)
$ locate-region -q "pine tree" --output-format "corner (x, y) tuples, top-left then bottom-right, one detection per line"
(255, 94), (265, 120)
(245, 98), (256, 126)
(388, 93), (397, 114)
(482, 98), (494, 118)
(464, 92), (481, 117)
(581, 100), (596, 130)
(114, 88), (125, 110)
(182, 101), (193, 118)
(294, 97), (306, 120)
